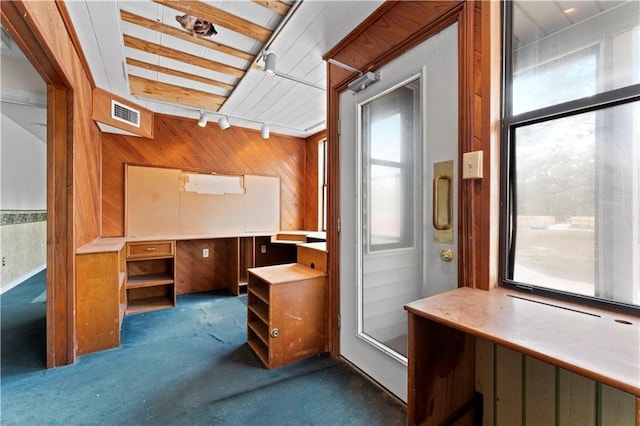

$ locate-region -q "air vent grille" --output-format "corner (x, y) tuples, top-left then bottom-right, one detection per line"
(111, 100), (140, 128)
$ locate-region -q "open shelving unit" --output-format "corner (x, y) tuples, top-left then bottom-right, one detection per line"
(125, 241), (176, 314)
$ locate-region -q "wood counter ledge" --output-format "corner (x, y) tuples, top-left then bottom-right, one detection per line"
(404, 287), (640, 397)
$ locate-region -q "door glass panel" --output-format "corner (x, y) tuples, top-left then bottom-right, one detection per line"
(358, 76), (422, 359)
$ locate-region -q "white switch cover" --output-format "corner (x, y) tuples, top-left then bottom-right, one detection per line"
(462, 150), (483, 179)
(203, 248), (209, 258)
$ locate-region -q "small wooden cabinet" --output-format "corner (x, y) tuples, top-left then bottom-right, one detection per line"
(125, 240), (176, 314)
(76, 239), (126, 355)
(247, 263), (326, 369)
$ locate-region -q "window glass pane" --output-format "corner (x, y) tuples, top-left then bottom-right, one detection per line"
(371, 114), (402, 162)
(369, 165), (402, 246)
(512, 1), (640, 115)
(512, 101), (640, 305)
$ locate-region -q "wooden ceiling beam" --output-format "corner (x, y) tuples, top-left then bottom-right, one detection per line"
(252, 0), (291, 16)
(123, 34), (245, 79)
(129, 75), (226, 111)
(153, 0), (272, 43)
(126, 58), (235, 92)
(120, 10), (255, 62)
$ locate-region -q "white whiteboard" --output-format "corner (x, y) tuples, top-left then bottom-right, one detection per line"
(245, 175), (281, 232)
(126, 166), (280, 236)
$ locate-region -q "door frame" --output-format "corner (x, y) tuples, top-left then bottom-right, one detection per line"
(1, 2), (75, 367)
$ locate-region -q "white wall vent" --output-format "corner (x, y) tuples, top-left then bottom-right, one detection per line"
(111, 100), (140, 128)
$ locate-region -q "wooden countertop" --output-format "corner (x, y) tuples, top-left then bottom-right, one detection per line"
(76, 237), (126, 254)
(76, 232), (281, 254)
(248, 263), (326, 284)
(404, 287), (640, 397)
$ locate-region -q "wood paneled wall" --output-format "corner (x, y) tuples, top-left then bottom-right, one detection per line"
(1, 1), (104, 366)
(305, 130), (326, 231)
(459, 0), (501, 291)
(476, 338), (637, 426)
(102, 114), (308, 237)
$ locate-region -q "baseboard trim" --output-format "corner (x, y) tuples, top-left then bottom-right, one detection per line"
(1, 264), (46, 294)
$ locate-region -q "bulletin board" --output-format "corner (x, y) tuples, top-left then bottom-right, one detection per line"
(125, 165), (281, 237)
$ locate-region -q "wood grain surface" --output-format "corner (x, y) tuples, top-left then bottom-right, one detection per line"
(102, 114), (307, 236)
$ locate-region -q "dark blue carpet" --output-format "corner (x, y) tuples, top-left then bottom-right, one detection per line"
(1, 274), (406, 425)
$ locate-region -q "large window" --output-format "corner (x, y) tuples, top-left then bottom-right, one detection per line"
(502, 1), (640, 310)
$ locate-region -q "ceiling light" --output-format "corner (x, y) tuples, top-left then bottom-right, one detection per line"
(563, 7), (577, 14)
(348, 71), (380, 93)
(261, 123), (270, 139)
(264, 52), (276, 76)
(198, 111), (208, 127)
(218, 116), (231, 130)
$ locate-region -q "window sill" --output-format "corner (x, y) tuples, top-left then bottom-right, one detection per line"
(404, 286), (639, 396)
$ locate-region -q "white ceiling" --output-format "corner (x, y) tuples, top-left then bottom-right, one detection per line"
(64, 0), (385, 138)
(0, 29), (47, 143)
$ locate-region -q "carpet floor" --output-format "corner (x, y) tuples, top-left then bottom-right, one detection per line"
(1, 270), (406, 425)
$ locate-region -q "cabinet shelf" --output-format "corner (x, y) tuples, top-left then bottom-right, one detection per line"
(248, 301), (269, 324)
(248, 285), (269, 303)
(248, 320), (269, 345)
(247, 335), (268, 365)
(126, 295), (175, 314)
(126, 273), (174, 288)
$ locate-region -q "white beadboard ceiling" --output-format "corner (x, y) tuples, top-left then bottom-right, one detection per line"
(63, 0), (386, 138)
(2, 1), (628, 141)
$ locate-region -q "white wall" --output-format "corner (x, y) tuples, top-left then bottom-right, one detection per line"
(1, 113), (47, 209)
(1, 112), (47, 292)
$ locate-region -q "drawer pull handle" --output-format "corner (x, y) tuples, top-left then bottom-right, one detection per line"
(270, 329), (280, 338)
(143, 247), (157, 251)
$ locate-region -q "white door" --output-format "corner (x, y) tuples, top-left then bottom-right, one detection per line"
(339, 23), (459, 402)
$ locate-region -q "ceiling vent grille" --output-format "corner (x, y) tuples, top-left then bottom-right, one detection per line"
(111, 100), (140, 128)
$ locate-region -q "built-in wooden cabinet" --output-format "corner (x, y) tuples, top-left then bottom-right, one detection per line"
(76, 239), (126, 355)
(247, 263), (326, 369)
(125, 240), (176, 314)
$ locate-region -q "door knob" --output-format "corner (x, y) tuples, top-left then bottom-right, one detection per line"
(440, 248), (454, 262)
(270, 328), (280, 338)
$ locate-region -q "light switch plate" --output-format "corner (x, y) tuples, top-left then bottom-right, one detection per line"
(462, 150), (483, 179)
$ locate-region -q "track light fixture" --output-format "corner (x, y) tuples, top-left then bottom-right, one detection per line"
(218, 116), (231, 130)
(197, 111), (208, 127)
(263, 52), (276, 76)
(261, 123), (270, 139)
(348, 71), (380, 93)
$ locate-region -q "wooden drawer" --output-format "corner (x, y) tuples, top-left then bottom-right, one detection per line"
(127, 241), (174, 259)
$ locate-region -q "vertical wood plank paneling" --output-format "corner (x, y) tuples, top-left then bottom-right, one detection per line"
(558, 369), (596, 426)
(600, 384), (636, 426)
(524, 356), (556, 426)
(495, 346), (523, 426)
(304, 130), (325, 231)
(486, 345), (638, 426)
(102, 114), (307, 236)
(475, 337), (495, 426)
